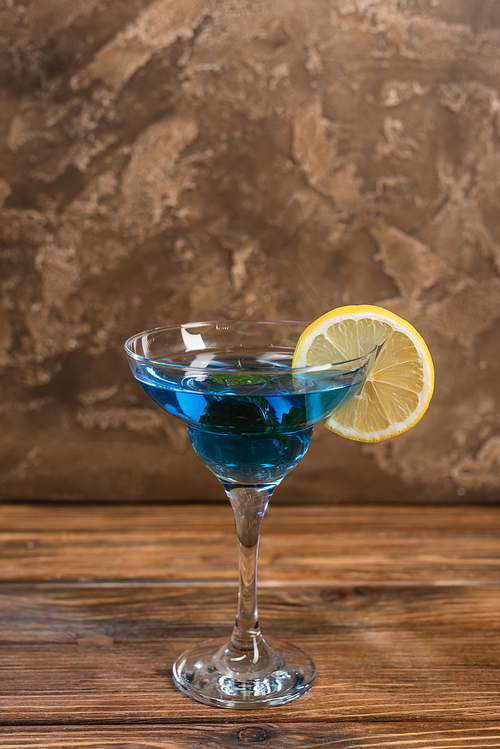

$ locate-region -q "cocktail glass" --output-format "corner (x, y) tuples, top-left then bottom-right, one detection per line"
(125, 320), (377, 709)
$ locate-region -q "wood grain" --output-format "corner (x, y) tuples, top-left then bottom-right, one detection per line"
(1, 722), (500, 748)
(1, 503), (499, 582)
(0, 583), (499, 724)
(0, 583), (499, 642)
(1, 501), (499, 743)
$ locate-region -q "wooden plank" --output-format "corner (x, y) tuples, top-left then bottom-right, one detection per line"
(0, 583), (499, 643)
(1, 722), (500, 748)
(0, 503), (499, 583)
(2, 502), (498, 533)
(0, 584), (499, 724)
(1, 639), (499, 724)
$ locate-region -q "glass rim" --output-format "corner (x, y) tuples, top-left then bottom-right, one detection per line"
(124, 319), (378, 375)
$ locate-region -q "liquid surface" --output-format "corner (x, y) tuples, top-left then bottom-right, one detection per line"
(132, 349), (367, 488)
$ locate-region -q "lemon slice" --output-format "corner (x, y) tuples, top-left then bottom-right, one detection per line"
(292, 305), (434, 442)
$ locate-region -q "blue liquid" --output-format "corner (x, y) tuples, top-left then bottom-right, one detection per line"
(133, 352), (365, 488)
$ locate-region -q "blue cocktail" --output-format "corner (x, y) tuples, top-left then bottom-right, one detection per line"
(125, 321), (376, 708)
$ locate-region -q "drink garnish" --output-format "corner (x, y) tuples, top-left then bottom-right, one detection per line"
(210, 373), (269, 387)
(292, 305), (434, 442)
(199, 396), (278, 434)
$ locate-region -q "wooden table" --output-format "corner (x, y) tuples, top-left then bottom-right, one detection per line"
(1, 501), (499, 747)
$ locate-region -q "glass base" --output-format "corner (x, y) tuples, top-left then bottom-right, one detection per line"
(173, 635), (316, 709)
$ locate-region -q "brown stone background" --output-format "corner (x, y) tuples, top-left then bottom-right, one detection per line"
(1, 0), (499, 503)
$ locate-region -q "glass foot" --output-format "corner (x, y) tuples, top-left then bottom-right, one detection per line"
(173, 636), (316, 709)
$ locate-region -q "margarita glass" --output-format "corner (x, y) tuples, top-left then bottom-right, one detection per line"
(125, 320), (377, 708)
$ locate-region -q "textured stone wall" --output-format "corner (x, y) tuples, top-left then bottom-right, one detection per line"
(1, 0), (499, 502)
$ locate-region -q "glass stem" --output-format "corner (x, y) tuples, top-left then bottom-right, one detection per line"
(227, 486), (271, 653)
